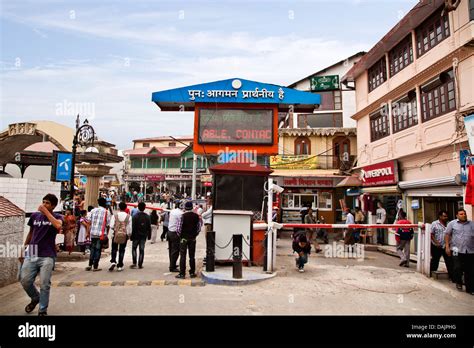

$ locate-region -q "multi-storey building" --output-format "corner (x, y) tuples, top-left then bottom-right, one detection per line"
(341, 0), (474, 233)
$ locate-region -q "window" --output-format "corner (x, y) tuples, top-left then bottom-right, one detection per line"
(297, 113), (343, 128)
(142, 142), (150, 148)
(368, 57), (387, 92)
(392, 91), (418, 133)
(334, 90), (342, 110)
(389, 35), (413, 76)
(420, 70), (456, 122)
(318, 192), (332, 209)
(168, 142), (176, 147)
(370, 108), (390, 141)
(131, 159), (142, 168)
(416, 7), (450, 57)
(294, 137), (311, 155)
(282, 193), (317, 209)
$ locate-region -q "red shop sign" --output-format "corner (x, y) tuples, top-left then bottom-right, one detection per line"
(145, 175), (165, 182)
(360, 160), (398, 186)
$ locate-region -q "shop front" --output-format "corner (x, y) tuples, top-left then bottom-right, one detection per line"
(272, 175), (343, 224)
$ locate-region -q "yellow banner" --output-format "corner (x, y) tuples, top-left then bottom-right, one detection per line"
(270, 155), (318, 169)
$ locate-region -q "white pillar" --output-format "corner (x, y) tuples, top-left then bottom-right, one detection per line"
(267, 178), (274, 273)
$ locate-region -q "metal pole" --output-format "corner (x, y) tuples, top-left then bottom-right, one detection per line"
(206, 231), (215, 272)
(423, 223), (431, 276)
(416, 225), (422, 273)
(266, 178), (273, 273)
(232, 234), (243, 279)
(69, 132), (78, 202)
(192, 153), (197, 200)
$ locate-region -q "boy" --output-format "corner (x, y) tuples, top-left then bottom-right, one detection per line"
(292, 234), (311, 273)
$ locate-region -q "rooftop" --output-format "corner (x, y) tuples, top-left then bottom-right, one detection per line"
(0, 196), (24, 217)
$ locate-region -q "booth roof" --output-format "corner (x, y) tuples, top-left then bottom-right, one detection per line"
(209, 162), (273, 176)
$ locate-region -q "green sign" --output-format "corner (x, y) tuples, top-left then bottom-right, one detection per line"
(311, 75), (340, 91)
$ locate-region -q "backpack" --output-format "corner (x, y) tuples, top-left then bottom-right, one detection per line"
(397, 227), (414, 240)
(113, 213), (130, 244)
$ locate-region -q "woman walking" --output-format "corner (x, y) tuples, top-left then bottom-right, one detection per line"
(63, 209), (77, 254)
(77, 210), (91, 254)
(150, 210), (159, 244)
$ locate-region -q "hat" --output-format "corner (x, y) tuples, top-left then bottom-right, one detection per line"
(184, 201), (193, 211)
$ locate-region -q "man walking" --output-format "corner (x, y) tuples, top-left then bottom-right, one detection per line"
(344, 207), (355, 246)
(304, 207), (321, 253)
(86, 198), (110, 272)
(396, 211), (413, 268)
(130, 202), (151, 269)
(20, 194), (63, 316)
(430, 210), (453, 280)
(167, 200), (184, 272)
(109, 202), (132, 272)
(445, 209), (474, 294)
(376, 201), (387, 245)
(176, 201), (202, 279)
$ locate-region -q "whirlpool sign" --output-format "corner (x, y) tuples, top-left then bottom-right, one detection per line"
(359, 160), (399, 187)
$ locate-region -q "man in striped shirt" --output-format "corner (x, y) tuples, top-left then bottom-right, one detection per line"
(430, 210), (453, 280)
(85, 198), (111, 271)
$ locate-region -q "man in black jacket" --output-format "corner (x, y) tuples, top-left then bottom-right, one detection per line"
(293, 234), (311, 273)
(176, 201), (202, 279)
(130, 202), (151, 269)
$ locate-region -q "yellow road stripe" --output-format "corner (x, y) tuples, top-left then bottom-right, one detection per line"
(178, 280), (192, 286)
(51, 281), (59, 287)
(125, 280), (139, 286)
(151, 280), (166, 286)
(71, 281), (87, 287)
(98, 281), (113, 287)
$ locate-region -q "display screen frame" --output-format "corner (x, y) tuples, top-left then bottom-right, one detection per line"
(197, 108), (274, 145)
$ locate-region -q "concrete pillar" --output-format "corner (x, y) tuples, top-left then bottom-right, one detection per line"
(76, 164), (112, 208)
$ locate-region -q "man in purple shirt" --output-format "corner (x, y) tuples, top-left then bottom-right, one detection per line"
(19, 194), (63, 316)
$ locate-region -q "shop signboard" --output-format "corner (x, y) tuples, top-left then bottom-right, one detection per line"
(310, 75), (340, 91)
(51, 151), (73, 182)
(463, 113), (474, 152)
(359, 160), (398, 187)
(145, 175), (165, 182)
(460, 149), (471, 184)
(281, 177), (333, 188)
(270, 155), (318, 169)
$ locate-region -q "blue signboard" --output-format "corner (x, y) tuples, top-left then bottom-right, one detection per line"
(55, 152), (73, 182)
(460, 149), (472, 184)
(151, 78), (321, 112)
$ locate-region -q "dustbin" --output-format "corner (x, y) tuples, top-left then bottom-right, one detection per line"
(252, 228), (266, 266)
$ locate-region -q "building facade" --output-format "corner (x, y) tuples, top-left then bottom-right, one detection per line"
(342, 0), (474, 230)
(123, 136), (210, 196)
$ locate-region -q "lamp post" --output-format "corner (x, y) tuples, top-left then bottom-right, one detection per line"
(70, 115), (95, 203)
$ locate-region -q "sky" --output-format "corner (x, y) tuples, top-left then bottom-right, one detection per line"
(1, 0), (418, 150)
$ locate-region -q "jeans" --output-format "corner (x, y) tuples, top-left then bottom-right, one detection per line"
(296, 253), (308, 269)
(452, 253), (474, 292)
(88, 238), (102, 269)
(377, 226), (385, 244)
(110, 241), (127, 268)
(179, 238), (196, 275)
(167, 231), (180, 271)
(430, 244), (453, 280)
(20, 257), (55, 313)
(160, 225), (168, 241)
(132, 238), (146, 267)
(397, 240), (411, 265)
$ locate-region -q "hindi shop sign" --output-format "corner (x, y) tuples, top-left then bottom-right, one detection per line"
(282, 177), (334, 188)
(311, 75), (340, 91)
(359, 160), (399, 187)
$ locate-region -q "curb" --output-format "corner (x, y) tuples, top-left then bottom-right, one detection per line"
(201, 271), (277, 286)
(45, 279), (206, 287)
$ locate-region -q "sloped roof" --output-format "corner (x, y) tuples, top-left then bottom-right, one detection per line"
(124, 146), (187, 157)
(23, 141), (60, 153)
(133, 136), (193, 142)
(0, 196), (24, 217)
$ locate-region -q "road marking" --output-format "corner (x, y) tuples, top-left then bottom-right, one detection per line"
(125, 280), (140, 286)
(152, 280), (165, 286)
(71, 281), (87, 287)
(98, 281), (113, 287)
(178, 280), (192, 286)
(49, 279), (204, 287)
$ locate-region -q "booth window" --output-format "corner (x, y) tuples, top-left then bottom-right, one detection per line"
(318, 192), (332, 209)
(370, 109), (390, 142)
(368, 57), (387, 92)
(282, 193), (317, 209)
(392, 90), (418, 133)
(389, 35), (413, 77)
(420, 69), (456, 122)
(294, 137), (311, 155)
(416, 6), (450, 57)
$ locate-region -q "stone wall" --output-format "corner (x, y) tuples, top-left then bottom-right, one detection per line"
(0, 215), (25, 287)
(0, 178), (61, 213)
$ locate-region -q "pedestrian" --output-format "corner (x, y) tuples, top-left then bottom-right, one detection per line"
(293, 234), (311, 273)
(197, 204), (204, 216)
(20, 194), (63, 316)
(304, 207), (322, 253)
(131, 205), (139, 217)
(111, 194), (117, 211)
(150, 209), (159, 244)
(344, 207), (356, 246)
(354, 207), (365, 243)
(77, 210), (90, 254)
(445, 208), (474, 295)
(376, 201), (387, 245)
(160, 209), (170, 242)
(63, 208), (77, 254)
(316, 215), (329, 244)
(130, 202), (151, 269)
(167, 200), (184, 272)
(395, 211), (413, 267)
(430, 210), (454, 280)
(175, 201), (202, 279)
(201, 198), (213, 235)
(109, 202), (132, 272)
(85, 198), (111, 272)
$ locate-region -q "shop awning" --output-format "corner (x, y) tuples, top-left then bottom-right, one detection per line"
(336, 175), (363, 187)
(398, 175), (461, 189)
(405, 186), (463, 197)
(361, 185), (401, 194)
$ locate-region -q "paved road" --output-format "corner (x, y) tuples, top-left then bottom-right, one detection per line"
(0, 226), (472, 315)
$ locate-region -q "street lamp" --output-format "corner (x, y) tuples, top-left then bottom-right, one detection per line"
(70, 115), (95, 202)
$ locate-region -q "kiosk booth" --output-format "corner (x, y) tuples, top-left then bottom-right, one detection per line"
(151, 78), (320, 273)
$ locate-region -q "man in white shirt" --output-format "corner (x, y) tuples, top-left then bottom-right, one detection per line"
(108, 202), (132, 272)
(376, 201), (387, 245)
(167, 201), (184, 272)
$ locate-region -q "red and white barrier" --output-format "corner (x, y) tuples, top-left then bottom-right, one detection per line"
(282, 223), (424, 230)
(126, 203), (165, 211)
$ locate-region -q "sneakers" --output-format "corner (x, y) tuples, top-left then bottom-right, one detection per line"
(189, 273), (197, 278)
(85, 266), (92, 271)
(92, 268), (102, 272)
(399, 261), (407, 267)
(298, 268), (305, 273)
(117, 267), (123, 272)
(456, 283), (463, 291)
(130, 264), (137, 269)
(109, 263), (116, 272)
(138, 265), (144, 269)
(170, 268), (179, 273)
(175, 274), (185, 279)
(38, 311), (47, 316)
